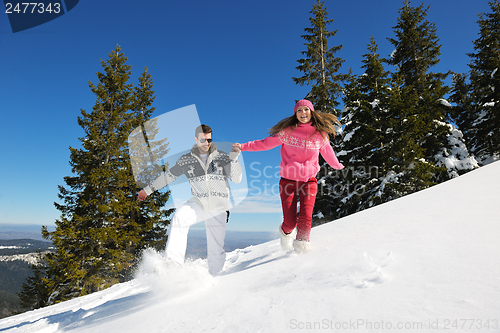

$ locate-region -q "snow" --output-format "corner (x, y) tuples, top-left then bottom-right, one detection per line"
(0, 252), (46, 265)
(439, 98), (452, 107)
(480, 154), (500, 166)
(374, 170), (401, 199)
(473, 109), (490, 127)
(434, 122), (479, 177)
(2, 162), (500, 332)
(369, 99), (379, 108)
(342, 126), (360, 142)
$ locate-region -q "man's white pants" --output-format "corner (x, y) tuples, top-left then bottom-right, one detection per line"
(165, 199), (227, 274)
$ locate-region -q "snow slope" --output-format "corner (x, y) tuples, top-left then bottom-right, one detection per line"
(1, 162), (500, 332)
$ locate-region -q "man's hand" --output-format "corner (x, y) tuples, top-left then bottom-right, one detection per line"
(232, 143), (241, 152)
(137, 190), (148, 201)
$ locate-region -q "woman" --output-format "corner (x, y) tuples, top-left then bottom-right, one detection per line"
(233, 100), (344, 253)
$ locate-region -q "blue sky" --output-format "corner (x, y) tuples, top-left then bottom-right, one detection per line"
(0, 0), (492, 232)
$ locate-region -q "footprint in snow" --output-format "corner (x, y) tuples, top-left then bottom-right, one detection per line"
(349, 251), (394, 289)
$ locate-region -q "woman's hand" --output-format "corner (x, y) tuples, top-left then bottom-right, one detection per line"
(232, 143), (241, 152)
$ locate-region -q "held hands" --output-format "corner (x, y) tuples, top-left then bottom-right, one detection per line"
(232, 143), (241, 152)
(137, 190), (148, 201)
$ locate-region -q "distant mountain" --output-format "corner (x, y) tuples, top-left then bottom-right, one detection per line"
(0, 239), (53, 319)
(0, 239), (54, 256)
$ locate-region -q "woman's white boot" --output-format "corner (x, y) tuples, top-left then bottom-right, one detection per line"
(293, 239), (311, 254)
(279, 226), (296, 251)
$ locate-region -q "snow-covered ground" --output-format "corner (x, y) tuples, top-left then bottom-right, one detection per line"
(1, 162), (500, 332)
(0, 252), (47, 265)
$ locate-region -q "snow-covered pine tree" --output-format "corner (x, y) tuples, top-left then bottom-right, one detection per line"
(386, 1), (476, 185)
(449, 73), (474, 146)
(318, 37), (395, 220)
(380, 70), (438, 196)
(39, 46), (172, 305)
(452, 0), (500, 165)
(291, 0), (347, 225)
(292, 0), (347, 115)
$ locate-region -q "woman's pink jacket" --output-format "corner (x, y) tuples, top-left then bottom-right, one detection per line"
(241, 122), (344, 182)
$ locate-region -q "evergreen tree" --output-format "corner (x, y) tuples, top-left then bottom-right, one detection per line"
(322, 38), (404, 217)
(17, 251), (49, 311)
(315, 38), (393, 221)
(453, 1), (500, 164)
(38, 45), (172, 305)
(315, 1), (477, 223)
(129, 68), (172, 252)
(292, 0), (346, 115)
(292, 0), (347, 225)
(449, 73), (473, 141)
(386, 1), (475, 184)
(381, 72), (438, 195)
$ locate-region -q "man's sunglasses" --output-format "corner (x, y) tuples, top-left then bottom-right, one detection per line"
(199, 138), (213, 143)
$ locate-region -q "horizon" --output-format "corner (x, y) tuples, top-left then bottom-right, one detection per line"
(0, 223), (278, 241)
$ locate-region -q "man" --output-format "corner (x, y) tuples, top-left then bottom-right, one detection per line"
(138, 124), (242, 274)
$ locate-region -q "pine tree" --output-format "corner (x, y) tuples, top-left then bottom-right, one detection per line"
(130, 69), (172, 252)
(38, 45), (172, 305)
(453, 1), (500, 164)
(315, 38), (395, 220)
(386, 0), (476, 184)
(315, 1), (478, 223)
(381, 72), (437, 195)
(292, 0), (347, 225)
(449, 73), (473, 141)
(18, 251), (49, 311)
(292, 0), (346, 115)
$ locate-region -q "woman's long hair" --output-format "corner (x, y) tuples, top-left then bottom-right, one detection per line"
(268, 111), (341, 139)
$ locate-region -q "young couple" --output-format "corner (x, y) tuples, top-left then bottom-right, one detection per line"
(138, 100), (343, 274)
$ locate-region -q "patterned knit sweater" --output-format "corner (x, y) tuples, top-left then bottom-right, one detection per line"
(241, 122), (344, 182)
(144, 143), (242, 211)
